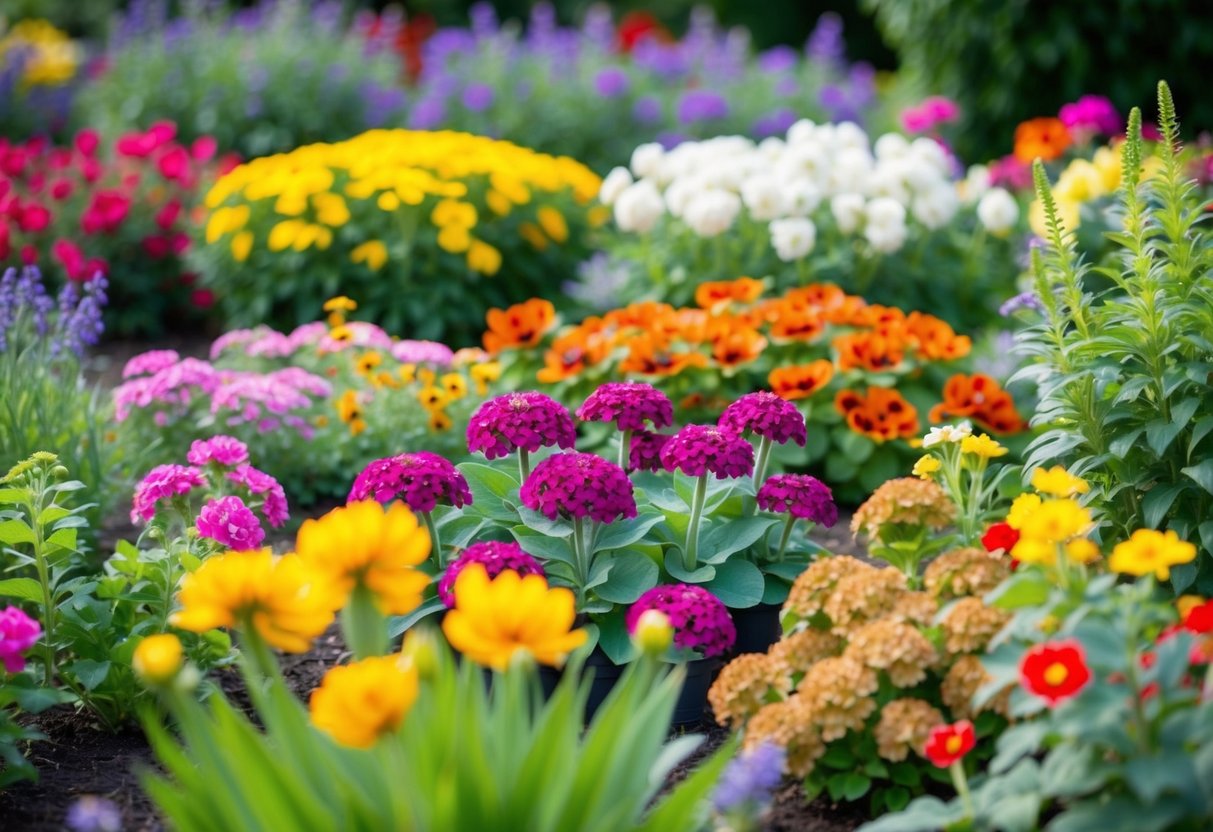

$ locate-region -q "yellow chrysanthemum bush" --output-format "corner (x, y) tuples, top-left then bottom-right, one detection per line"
(140, 499), (733, 831)
(195, 129), (602, 345)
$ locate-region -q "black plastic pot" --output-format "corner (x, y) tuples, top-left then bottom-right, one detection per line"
(730, 603), (783, 656)
(670, 657), (717, 726)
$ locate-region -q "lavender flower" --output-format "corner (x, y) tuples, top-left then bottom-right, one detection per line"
(712, 742), (786, 813)
(593, 67), (630, 98)
(64, 796), (122, 832)
(676, 89), (729, 124)
(999, 290), (1044, 317)
(806, 12), (845, 68)
(461, 83), (494, 112)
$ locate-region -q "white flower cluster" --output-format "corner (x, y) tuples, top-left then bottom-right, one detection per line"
(599, 120), (1021, 259)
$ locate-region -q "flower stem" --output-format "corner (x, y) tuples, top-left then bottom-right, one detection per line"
(341, 583), (387, 659)
(518, 449), (531, 482)
(618, 429), (632, 471)
(774, 514), (797, 562)
(949, 761), (974, 821)
(28, 489), (56, 686)
(684, 474), (708, 571)
(752, 436), (772, 490)
(422, 510), (442, 567)
(572, 516), (589, 589)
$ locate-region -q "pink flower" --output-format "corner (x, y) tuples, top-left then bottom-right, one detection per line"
(227, 464), (289, 528)
(627, 584), (736, 658)
(81, 190), (131, 234)
(900, 96), (960, 134)
(191, 136), (218, 162)
(576, 382), (674, 432)
(520, 452), (637, 524)
(74, 129), (100, 157)
(628, 430), (673, 473)
(156, 145), (191, 183)
(660, 424), (754, 479)
(756, 474), (838, 526)
(0, 607), (42, 673)
(122, 349), (181, 378)
(1058, 95), (1121, 138)
(438, 541), (545, 607)
(348, 452), (472, 513)
(466, 392), (576, 460)
(131, 464), (207, 523)
(718, 392), (807, 446)
(186, 435), (250, 467)
(196, 495), (265, 550)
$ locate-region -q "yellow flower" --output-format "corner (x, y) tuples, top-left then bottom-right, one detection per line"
(133, 633), (183, 684)
(431, 199), (477, 229)
(351, 240), (388, 271)
(911, 455), (941, 480)
(632, 610), (673, 655)
(417, 367), (436, 386)
(536, 206), (569, 243)
(1010, 537), (1056, 566)
(171, 549), (339, 652)
(1108, 529), (1196, 580)
(324, 296), (358, 313)
(356, 351), (383, 377)
(470, 361), (501, 395)
(330, 324), (354, 344)
(268, 219), (304, 252)
(399, 364), (417, 385)
(1006, 493), (1042, 531)
(518, 221), (548, 250)
(337, 389), (366, 436)
(1065, 538), (1101, 564)
(313, 192), (351, 227)
(377, 191), (401, 212)
(1018, 498), (1092, 544)
(231, 231), (253, 263)
(309, 655), (418, 748)
(437, 225), (472, 254)
(485, 189), (511, 217)
(959, 433), (1008, 459)
(441, 564), (587, 669)
(440, 373), (468, 399)
(375, 370), (400, 389)
(417, 385), (450, 411)
(466, 240), (502, 276)
(1031, 466), (1089, 497)
(295, 501), (431, 614)
(429, 410), (453, 432)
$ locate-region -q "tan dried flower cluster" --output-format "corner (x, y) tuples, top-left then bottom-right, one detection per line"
(941, 597), (1011, 655)
(889, 591), (940, 627)
(941, 655), (1011, 719)
(795, 656), (879, 741)
(783, 555), (877, 619)
(822, 568), (908, 635)
(924, 547), (1012, 600)
(708, 653), (790, 728)
(874, 698), (944, 762)
(844, 619), (939, 688)
(745, 697), (825, 777)
(768, 629), (842, 678)
(850, 477), (957, 539)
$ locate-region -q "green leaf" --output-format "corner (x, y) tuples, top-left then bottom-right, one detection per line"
(1142, 483), (1185, 528)
(663, 550), (715, 583)
(1180, 459), (1213, 495)
(64, 659), (111, 691)
(387, 597), (445, 639)
(593, 551), (658, 604)
(0, 519), (35, 546)
(0, 577), (43, 604)
(516, 507), (573, 538)
(592, 513), (664, 553)
(841, 772), (871, 801)
(987, 573), (1052, 609)
(703, 559), (765, 608)
(698, 517), (779, 564)
(593, 610), (635, 665)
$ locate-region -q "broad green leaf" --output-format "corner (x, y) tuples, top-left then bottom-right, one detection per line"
(703, 558), (764, 608)
(592, 512), (664, 553)
(0, 577), (43, 604)
(0, 519), (35, 546)
(592, 551), (658, 604)
(663, 550), (715, 583)
(1180, 459), (1213, 495)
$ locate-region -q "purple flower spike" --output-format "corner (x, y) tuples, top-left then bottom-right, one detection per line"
(577, 382), (673, 433)
(438, 541), (545, 607)
(520, 452), (637, 524)
(718, 392), (807, 447)
(756, 474), (838, 527)
(347, 452), (472, 513)
(661, 425), (754, 480)
(626, 584), (736, 658)
(466, 392), (576, 460)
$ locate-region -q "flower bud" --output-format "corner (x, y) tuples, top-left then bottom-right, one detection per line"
(400, 628), (439, 682)
(50, 465), (69, 480)
(133, 633), (184, 684)
(632, 609), (673, 656)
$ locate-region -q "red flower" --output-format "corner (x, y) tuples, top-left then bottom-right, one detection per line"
(190, 288), (215, 309)
(81, 191), (131, 234)
(52, 238), (85, 279)
(155, 200), (182, 230)
(147, 121), (177, 145)
(16, 202), (51, 233)
(0, 224), (8, 259)
(50, 179), (74, 201)
(922, 720), (975, 768)
(74, 129), (100, 157)
(156, 145), (191, 183)
(20, 244), (38, 264)
(1, 148), (27, 177)
(142, 235), (171, 259)
(78, 157), (102, 183)
(617, 11), (668, 52)
(982, 522), (1020, 554)
(1184, 601), (1213, 635)
(1020, 640), (1091, 706)
(116, 132), (156, 158)
(191, 136), (217, 162)
(47, 148), (73, 170)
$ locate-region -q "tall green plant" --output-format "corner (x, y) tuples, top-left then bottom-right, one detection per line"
(1013, 82), (1213, 594)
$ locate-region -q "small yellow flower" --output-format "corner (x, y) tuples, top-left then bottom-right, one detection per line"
(1010, 537), (1055, 566)
(485, 189), (511, 217)
(440, 373), (468, 399)
(417, 385), (450, 411)
(437, 225), (472, 254)
(1108, 529), (1196, 580)
(632, 609), (673, 655)
(133, 634), (183, 684)
(315, 414), (330, 428)
(429, 410), (453, 432)
(399, 364), (417, 385)
(536, 206), (569, 243)
(1065, 538), (1101, 564)
(337, 390), (367, 435)
(417, 368), (437, 386)
(518, 221), (548, 251)
(441, 564), (587, 670)
(329, 324), (354, 344)
(1031, 466), (1089, 497)
(1017, 498), (1092, 544)
(355, 351), (383, 377)
(959, 433), (1008, 459)
(470, 361), (501, 395)
(323, 296), (358, 313)
(350, 240), (388, 271)
(911, 455), (941, 480)
(377, 191), (401, 212)
(313, 192), (350, 227)
(309, 655), (418, 748)
(466, 240), (502, 276)
(1006, 493), (1042, 531)
(431, 199), (477, 229)
(375, 370), (400, 390)
(171, 549), (339, 653)
(295, 501), (431, 615)
(230, 231), (253, 263)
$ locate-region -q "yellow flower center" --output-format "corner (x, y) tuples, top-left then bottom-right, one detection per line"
(944, 735), (963, 754)
(1043, 662), (1069, 687)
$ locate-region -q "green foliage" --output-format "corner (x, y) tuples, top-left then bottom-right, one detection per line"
(864, 0), (1213, 162)
(143, 637), (734, 831)
(1013, 83), (1213, 594)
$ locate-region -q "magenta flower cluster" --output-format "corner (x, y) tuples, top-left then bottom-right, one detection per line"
(466, 392), (576, 460)
(660, 424), (754, 479)
(130, 464), (207, 523)
(195, 495), (266, 550)
(629, 430), (673, 473)
(227, 464), (289, 528)
(347, 452), (472, 513)
(626, 584), (736, 658)
(186, 435), (250, 467)
(0, 606), (42, 673)
(576, 382), (674, 432)
(1059, 94), (1121, 137)
(718, 392), (807, 447)
(519, 452), (637, 524)
(756, 474), (838, 527)
(437, 541), (545, 607)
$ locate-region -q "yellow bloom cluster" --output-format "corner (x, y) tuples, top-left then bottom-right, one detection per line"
(1028, 142), (1164, 237)
(1006, 467), (1100, 568)
(309, 654), (419, 748)
(0, 20), (78, 87)
(203, 129), (600, 275)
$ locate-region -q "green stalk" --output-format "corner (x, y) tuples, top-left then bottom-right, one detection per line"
(572, 516), (590, 590)
(950, 761), (974, 821)
(683, 475), (709, 571)
(28, 486), (57, 686)
(341, 583), (388, 659)
(237, 623), (279, 685)
(617, 429), (633, 471)
(518, 449), (531, 482)
(774, 514), (797, 562)
(751, 435), (772, 491)
(422, 510), (442, 567)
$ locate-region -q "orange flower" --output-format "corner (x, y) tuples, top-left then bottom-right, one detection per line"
(694, 277), (765, 311)
(769, 361), (835, 400)
(849, 304), (907, 332)
(1014, 117), (1072, 163)
(604, 301), (675, 332)
(536, 327), (610, 383)
(833, 331), (906, 372)
(904, 312), (971, 361)
(929, 373), (1026, 433)
(483, 298), (556, 354)
(768, 304), (825, 343)
(619, 333), (708, 376)
(835, 387), (921, 442)
(712, 327), (767, 368)
(786, 283), (848, 312)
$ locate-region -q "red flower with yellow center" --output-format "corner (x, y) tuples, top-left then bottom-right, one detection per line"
(769, 361), (834, 401)
(835, 387), (920, 442)
(1020, 640), (1091, 706)
(922, 720), (975, 768)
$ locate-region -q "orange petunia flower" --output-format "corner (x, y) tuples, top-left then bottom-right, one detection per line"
(786, 283), (848, 312)
(712, 327), (768, 369)
(835, 387), (921, 442)
(849, 304), (907, 332)
(930, 373), (1026, 433)
(694, 277), (765, 311)
(483, 298), (556, 354)
(769, 304), (825, 343)
(904, 312), (972, 361)
(604, 301), (675, 332)
(1014, 117), (1072, 163)
(619, 333), (708, 376)
(769, 361), (835, 400)
(833, 331), (906, 372)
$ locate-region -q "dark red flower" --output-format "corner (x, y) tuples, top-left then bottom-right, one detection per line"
(982, 522), (1019, 554)
(922, 720), (975, 768)
(50, 179), (73, 201)
(617, 11), (667, 52)
(20, 245), (37, 265)
(1020, 640), (1091, 706)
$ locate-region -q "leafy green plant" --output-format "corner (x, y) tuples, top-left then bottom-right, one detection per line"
(1014, 82), (1213, 594)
